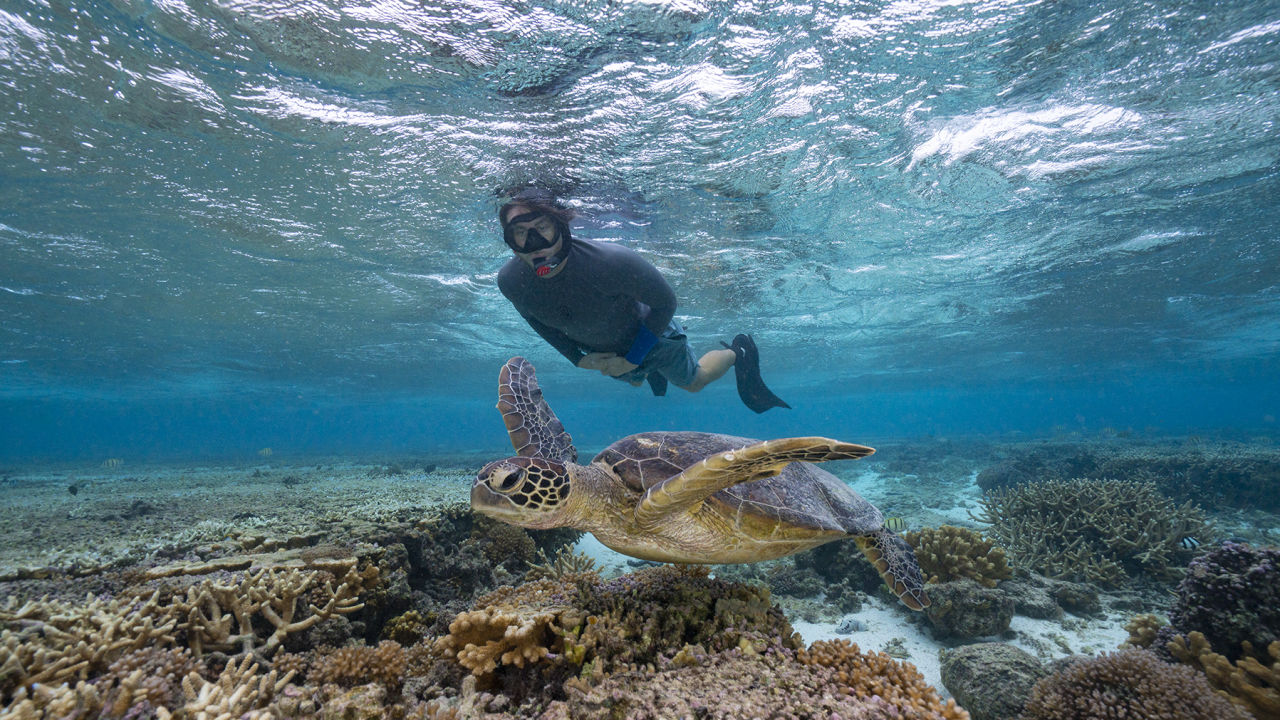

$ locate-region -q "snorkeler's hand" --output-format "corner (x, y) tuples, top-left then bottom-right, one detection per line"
(579, 352), (638, 377)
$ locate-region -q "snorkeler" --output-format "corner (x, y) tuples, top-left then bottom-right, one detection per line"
(495, 188), (789, 413)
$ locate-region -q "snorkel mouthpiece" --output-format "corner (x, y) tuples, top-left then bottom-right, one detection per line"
(532, 249), (566, 276)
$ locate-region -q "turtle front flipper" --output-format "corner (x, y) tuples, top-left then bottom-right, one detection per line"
(634, 437), (873, 530)
(497, 357), (577, 463)
(855, 529), (930, 611)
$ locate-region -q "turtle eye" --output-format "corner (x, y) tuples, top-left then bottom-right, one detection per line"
(490, 466), (524, 493)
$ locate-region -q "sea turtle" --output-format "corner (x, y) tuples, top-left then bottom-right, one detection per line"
(472, 356), (930, 610)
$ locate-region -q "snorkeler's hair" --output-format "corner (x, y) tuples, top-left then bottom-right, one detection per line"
(498, 187), (576, 228)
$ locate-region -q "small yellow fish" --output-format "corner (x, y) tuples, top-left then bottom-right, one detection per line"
(257, 447), (273, 458)
(101, 458), (123, 469)
(884, 517), (908, 532)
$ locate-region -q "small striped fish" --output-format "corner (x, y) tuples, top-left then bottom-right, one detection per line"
(101, 458), (123, 469)
(884, 517), (908, 532)
(1179, 536), (1201, 550)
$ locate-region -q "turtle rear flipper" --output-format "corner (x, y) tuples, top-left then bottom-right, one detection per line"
(634, 437), (873, 530)
(856, 529), (930, 611)
(497, 356), (577, 463)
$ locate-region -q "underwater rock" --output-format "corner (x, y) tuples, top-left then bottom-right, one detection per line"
(941, 642), (1046, 720)
(923, 580), (1014, 639)
(996, 578), (1063, 620)
(1048, 579), (1102, 617)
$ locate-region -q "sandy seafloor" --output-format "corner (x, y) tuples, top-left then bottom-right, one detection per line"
(2, 436), (1278, 707)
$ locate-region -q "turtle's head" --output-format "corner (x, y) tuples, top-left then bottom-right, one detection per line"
(472, 456), (574, 529)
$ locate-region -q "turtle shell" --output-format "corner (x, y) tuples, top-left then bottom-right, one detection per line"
(591, 431), (884, 535)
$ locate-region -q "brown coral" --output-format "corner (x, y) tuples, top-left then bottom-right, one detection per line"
(1019, 648), (1251, 720)
(798, 639), (969, 720)
(311, 640), (408, 690)
(435, 604), (563, 677)
(904, 525), (1013, 587)
(1120, 613), (1166, 649)
(1168, 630), (1280, 718)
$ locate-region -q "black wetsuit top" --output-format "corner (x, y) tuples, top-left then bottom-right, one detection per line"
(497, 238), (676, 366)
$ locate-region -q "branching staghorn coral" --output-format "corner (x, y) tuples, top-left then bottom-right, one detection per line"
(1168, 631), (1280, 718)
(0, 591), (177, 694)
(172, 561), (375, 657)
(973, 478), (1209, 586)
(903, 525), (1012, 587)
(0, 558), (379, 708)
(524, 546), (599, 581)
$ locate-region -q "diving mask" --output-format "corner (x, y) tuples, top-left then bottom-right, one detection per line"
(503, 212), (560, 253)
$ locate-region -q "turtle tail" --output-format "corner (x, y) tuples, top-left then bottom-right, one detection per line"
(855, 529), (930, 611)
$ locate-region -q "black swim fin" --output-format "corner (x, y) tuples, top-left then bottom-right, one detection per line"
(646, 372), (668, 397)
(721, 334), (791, 413)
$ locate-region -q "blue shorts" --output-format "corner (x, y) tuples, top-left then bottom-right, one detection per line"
(614, 320), (698, 388)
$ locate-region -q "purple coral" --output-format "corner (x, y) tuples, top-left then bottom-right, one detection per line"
(1169, 541), (1280, 661)
(1019, 649), (1250, 720)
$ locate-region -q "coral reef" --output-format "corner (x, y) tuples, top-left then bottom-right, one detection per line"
(1167, 631), (1280, 718)
(1019, 649), (1251, 720)
(0, 558), (377, 706)
(434, 564), (803, 708)
(976, 442), (1280, 511)
(310, 640), (408, 689)
(551, 646), (922, 720)
(798, 639), (969, 719)
(974, 478), (1210, 586)
(1167, 541), (1280, 663)
(904, 525), (1012, 587)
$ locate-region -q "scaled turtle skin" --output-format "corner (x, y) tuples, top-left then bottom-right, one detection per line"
(472, 356), (929, 610)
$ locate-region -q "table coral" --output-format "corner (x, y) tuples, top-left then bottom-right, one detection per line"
(974, 478), (1209, 586)
(1019, 648), (1251, 720)
(798, 639), (969, 720)
(904, 525), (1012, 587)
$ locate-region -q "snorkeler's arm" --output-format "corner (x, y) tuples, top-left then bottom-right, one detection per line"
(521, 314), (586, 366)
(498, 260), (585, 366)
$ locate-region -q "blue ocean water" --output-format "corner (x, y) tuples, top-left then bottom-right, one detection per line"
(2, 0), (1279, 463)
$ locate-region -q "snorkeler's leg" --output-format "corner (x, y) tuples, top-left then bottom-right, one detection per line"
(682, 348), (737, 392)
(721, 334), (791, 412)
